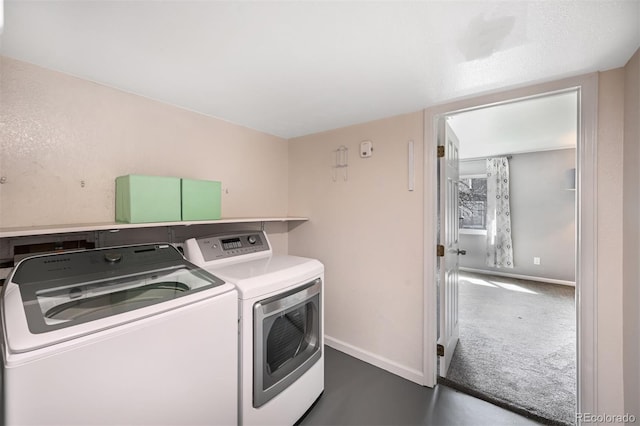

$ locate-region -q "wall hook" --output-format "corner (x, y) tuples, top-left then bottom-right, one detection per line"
(332, 146), (348, 182)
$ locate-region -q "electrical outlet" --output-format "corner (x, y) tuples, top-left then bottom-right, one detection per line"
(533, 257), (541, 265)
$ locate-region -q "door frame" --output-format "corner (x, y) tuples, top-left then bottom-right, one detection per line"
(423, 72), (598, 418)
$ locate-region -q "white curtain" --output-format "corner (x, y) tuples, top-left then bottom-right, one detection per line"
(486, 157), (514, 268)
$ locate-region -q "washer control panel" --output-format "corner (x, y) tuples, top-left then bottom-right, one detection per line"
(193, 231), (270, 263)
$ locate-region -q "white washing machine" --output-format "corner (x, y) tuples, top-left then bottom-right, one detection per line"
(184, 230), (324, 426)
(1, 243), (238, 426)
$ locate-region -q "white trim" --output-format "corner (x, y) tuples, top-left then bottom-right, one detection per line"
(459, 267), (575, 287)
(325, 335), (424, 385)
(423, 74), (598, 420)
(459, 145), (577, 161)
(423, 107), (438, 386)
(576, 73), (599, 419)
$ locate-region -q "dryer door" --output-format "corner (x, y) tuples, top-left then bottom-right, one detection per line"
(253, 278), (322, 408)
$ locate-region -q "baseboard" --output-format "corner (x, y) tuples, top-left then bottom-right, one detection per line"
(459, 267), (576, 287)
(324, 335), (424, 385)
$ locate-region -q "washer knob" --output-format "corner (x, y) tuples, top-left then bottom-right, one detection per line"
(247, 236), (257, 245)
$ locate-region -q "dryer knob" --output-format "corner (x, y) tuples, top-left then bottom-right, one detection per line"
(247, 236), (257, 245)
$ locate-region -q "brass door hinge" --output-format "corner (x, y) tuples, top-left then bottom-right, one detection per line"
(437, 245), (445, 257)
(437, 344), (444, 357)
(437, 146), (445, 158)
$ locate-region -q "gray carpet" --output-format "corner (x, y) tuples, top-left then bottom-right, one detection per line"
(443, 272), (576, 426)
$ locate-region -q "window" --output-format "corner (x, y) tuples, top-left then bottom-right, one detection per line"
(459, 176), (487, 231)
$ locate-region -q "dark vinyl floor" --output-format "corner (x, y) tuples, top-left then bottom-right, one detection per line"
(298, 346), (542, 426)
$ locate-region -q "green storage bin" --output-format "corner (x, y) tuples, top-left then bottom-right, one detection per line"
(115, 175), (182, 223)
(181, 178), (222, 221)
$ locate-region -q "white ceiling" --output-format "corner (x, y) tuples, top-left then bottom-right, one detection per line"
(448, 90), (578, 159)
(1, 1), (638, 139)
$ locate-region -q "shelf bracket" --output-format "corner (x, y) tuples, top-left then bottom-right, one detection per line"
(94, 231), (102, 248)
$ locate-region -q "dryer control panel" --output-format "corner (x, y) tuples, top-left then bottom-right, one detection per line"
(184, 231), (271, 266)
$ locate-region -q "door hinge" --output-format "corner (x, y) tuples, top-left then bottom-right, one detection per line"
(437, 344), (444, 357)
(437, 245), (445, 257)
(437, 146), (445, 158)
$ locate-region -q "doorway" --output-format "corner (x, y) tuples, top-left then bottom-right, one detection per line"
(422, 73), (599, 420)
(436, 91), (578, 424)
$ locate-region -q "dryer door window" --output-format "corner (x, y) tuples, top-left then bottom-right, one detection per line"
(253, 278), (322, 408)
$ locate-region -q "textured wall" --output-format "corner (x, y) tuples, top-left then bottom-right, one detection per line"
(459, 149), (576, 282)
(0, 57), (289, 228)
(596, 67), (625, 416)
(623, 47), (640, 418)
(288, 112), (425, 382)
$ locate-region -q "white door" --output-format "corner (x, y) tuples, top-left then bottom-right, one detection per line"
(438, 121), (461, 377)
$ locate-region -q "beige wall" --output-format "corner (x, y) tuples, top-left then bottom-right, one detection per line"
(288, 113), (425, 382)
(0, 57), (289, 228)
(596, 67), (626, 415)
(623, 48), (640, 418)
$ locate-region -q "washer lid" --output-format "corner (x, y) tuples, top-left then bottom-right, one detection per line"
(2, 244), (231, 353)
(206, 255), (324, 299)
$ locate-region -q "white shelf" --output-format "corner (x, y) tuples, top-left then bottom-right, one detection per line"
(0, 217), (308, 239)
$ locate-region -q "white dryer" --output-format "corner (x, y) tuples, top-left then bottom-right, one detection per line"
(185, 230), (324, 426)
(1, 243), (238, 426)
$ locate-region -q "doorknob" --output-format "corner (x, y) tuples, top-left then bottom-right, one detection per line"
(457, 249), (467, 255)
